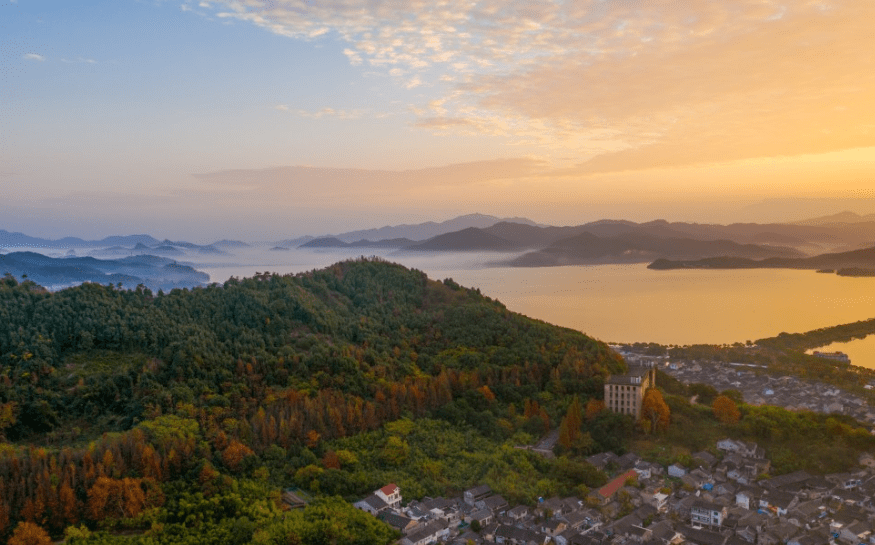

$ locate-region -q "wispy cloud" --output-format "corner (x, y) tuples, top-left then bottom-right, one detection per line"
(277, 106), (365, 120)
(61, 57), (98, 64)
(24, 53), (46, 62)
(191, 159), (546, 205)
(188, 1), (874, 171)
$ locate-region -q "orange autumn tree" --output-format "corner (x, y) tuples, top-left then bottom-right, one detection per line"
(713, 395), (741, 424)
(8, 521), (52, 545)
(86, 477), (147, 521)
(641, 388), (670, 434)
(478, 385), (495, 402)
(221, 441), (255, 473)
(585, 399), (606, 421)
(322, 450), (341, 470)
(558, 397), (583, 450)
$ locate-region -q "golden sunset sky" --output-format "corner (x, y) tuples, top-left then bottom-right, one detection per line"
(3, 0), (874, 240)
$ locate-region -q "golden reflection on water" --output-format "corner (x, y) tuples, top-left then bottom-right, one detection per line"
(440, 264), (875, 368)
(200, 252), (875, 369)
(807, 339), (875, 371)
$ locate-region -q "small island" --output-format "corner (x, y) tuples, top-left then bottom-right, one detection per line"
(836, 267), (875, 277)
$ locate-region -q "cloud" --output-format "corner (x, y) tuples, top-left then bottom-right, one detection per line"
(24, 53), (46, 61)
(342, 48), (362, 65)
(61, 57), (98, 64)
(414, 117), (473, 129)
(190, 158), (546, 206)
(188, 1), (874, 171)
(289, 107), (364, 119)
(274, 104), (365, 119)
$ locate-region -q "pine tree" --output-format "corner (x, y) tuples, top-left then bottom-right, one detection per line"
(558, 397), (583, 450)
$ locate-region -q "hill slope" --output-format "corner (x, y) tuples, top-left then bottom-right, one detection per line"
(0, 251), (209, 290)
(648, 246), (875, 270)
(402, 227), (522, 251)
(0, 258), (621, 443)
(504, 232), (802, 267)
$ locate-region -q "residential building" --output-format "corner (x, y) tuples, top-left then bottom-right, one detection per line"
(604, 363), (656, 418)
(464, 484), (492, 506)
(376, 483), (402, 509)
(690, 499), (726, 527)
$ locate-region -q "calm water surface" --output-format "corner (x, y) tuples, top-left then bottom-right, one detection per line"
(808, 339), (875, 371)
(195, 248), (875, 367)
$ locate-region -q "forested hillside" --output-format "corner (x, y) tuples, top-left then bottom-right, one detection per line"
(0, 258), (623, 542)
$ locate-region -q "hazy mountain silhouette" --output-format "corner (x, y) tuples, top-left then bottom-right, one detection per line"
(402, 227), (522, 252)
(649, 246), (875, 271)
(504, 232), (802, 267)
(347, 238), (415, 248)
(212, 239), (251, 248)
(324, 213), (541, 243)
(0, 230), (161, 249)
(299, 237), (349, 248)
(790, 210), (875, 226)
(0, 252), (209, 290)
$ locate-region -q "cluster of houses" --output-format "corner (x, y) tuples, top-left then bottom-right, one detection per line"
(613, 349), (875, 427)
(353, 437), (875, 545)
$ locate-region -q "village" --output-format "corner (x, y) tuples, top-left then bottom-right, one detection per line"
(346, 355), (875, 545)
(351, 435), (875, 545)
(619, 351), (875, 427)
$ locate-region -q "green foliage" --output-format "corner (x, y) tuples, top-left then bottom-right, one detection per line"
(756, 317), (875, 352)
(4, 259), (873, 542)
(0, 258), (621, 442)
(636, 399), (875, 475)
(262, 497), (398, 545)
(320, 418), (609, 505)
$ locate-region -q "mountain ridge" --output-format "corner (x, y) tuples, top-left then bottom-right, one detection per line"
(0, 251), (210, 290)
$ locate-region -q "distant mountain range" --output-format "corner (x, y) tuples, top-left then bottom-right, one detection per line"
(500, 231), (803, 267)
(402, 227), (523, 252)
(299, 237), (415, 249)
(294, 219), (812, 265)
(5, 210), (875, 272)
(789, 211), (875, 226)
(292, 213), (543, 245)
(0, 252), (210, 290)
(0, 230), (241, 252)
(0, 231), (162, 249)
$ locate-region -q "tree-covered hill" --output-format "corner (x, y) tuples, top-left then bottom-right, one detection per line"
(0, 258), (624, 541)
(0, 258), (621, 441)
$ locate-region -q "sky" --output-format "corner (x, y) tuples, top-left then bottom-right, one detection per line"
(2, 0), (874, 242)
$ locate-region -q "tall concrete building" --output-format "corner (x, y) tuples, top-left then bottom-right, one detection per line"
(604, 363), (656, 418)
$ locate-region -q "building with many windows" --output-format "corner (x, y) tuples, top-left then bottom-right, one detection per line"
(604, 363), (656, 418)
(690, 499), (726, 527)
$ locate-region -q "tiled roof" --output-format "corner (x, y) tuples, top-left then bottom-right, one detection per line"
(380, 483), (400, 496)
(598, 469), (638, 499)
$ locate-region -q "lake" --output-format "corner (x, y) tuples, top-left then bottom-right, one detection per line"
(808, 339), (875, 371)
(192, 247), (875, 367)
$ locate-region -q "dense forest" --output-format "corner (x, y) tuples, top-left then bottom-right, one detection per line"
(0, 259), (624, 542)
(2, 259), (873, 543)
